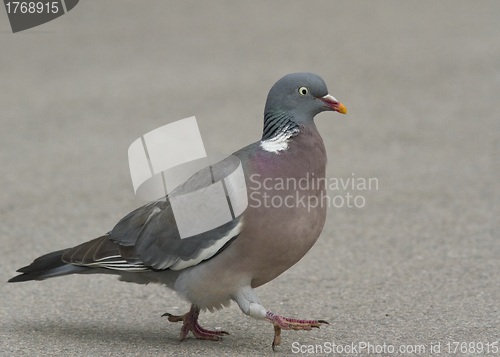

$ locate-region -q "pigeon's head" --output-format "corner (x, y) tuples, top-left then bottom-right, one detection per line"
(264, 73), (346, 124)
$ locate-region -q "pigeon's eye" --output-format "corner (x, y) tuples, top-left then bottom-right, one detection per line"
(298, 86), (309, 96)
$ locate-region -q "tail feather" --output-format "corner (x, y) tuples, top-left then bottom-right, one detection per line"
(8, 249), (89, 282)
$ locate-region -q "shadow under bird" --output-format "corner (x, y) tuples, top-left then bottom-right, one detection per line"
(9, 72), (347, 350)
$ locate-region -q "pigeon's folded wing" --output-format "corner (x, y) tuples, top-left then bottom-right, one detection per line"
(64, 158), (244, 272)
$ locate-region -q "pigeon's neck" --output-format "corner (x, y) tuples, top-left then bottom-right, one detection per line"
(261, 111), (300, 141)
(260, 111), (301, 154)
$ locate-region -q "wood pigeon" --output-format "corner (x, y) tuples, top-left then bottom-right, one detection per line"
(9, 72), (347, 350)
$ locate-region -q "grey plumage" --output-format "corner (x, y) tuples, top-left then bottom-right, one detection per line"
(8, 249), (89, 282)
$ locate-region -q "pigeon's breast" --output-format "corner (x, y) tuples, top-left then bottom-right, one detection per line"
(236, 129), (328, 287)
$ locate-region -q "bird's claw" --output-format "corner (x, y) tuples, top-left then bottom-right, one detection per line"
(163, 306), (229, 341)
(272, 324), (282, 351)
(162, 312), (184, 323)
(267, 312), (328, 351)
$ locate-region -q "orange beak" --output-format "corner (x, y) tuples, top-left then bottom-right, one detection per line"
(319, 94), (347, 114)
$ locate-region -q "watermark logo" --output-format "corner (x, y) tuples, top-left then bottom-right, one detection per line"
(248, 173), (378, 211)
(291, 340), (497, 355)
(3, 0), (79, 33)
(128, 116), (248, 239)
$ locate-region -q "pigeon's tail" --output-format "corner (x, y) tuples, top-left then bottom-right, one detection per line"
(8, 249), (89, 283)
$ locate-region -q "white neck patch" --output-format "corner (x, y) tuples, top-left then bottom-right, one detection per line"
(260, 131), (295, 154)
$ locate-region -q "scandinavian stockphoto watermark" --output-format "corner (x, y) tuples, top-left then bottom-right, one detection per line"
(248, 172), (378, 210)
(291, 340), (499, 355)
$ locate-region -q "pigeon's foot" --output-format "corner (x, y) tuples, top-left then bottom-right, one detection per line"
(162, 305), (229, 341)
(265, 311), (329, 351)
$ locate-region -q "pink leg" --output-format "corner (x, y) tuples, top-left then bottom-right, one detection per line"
(265, 311), (329, 351)
(162, 305), (229, 341)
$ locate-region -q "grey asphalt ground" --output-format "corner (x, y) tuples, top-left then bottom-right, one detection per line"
(1, 1), (499, 356)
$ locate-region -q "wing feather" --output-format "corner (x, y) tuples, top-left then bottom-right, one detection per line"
(62, 236), (148, 272)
